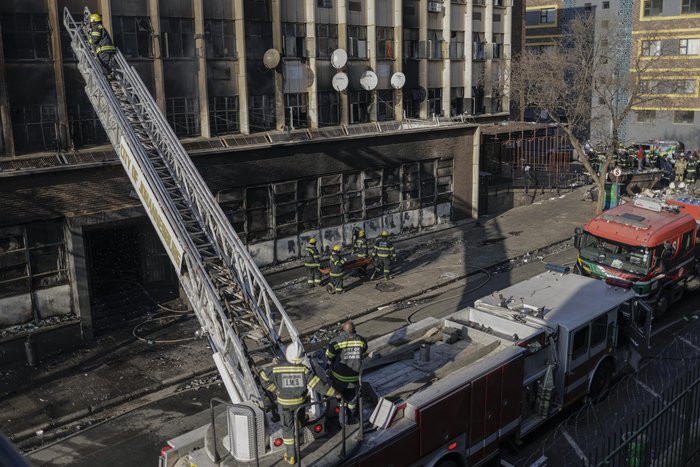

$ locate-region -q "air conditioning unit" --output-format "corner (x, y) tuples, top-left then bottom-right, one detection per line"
(428, 2), (443, 12)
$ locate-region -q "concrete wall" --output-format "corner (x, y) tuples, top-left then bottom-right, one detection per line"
(626, 111), (700, 149)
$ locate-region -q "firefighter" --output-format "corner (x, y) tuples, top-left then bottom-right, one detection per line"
(686, 155), (697, 184)
(674, 156), (687, 182)
(86, 13), (117, 78)
(304, 238), (321, 288)
(352, 230), (369, 276)
(326, 320), (368, 426)
(329, 244), (347, 294)
(371, 230), (396, 280)
(259, 342), (335, 465)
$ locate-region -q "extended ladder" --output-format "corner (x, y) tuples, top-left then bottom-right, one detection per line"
(63, 9), (304, 413)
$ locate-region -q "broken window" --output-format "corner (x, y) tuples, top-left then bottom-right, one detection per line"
(209, 96), (239, 135)
(11, 104), (58, 154)
(205, 19), (236, 58)
(1, 14), (51, 61)
(451, 87), (465, 116)
(436, 159), (454, 204)
(166, 97), (200, 137)
(282, 23), (306, 58)
(401, 163), (420, 210)
(245, 21), (273, 59)
(316, 23), (338, 58)
(349, 90), (371, 124)
(428, 30), (443, 59)
(318, 91), (340, 127)
(403, 28), (420, 59)
(428, 88), (442, 117)
(161, 17), (195, 58)
(113, 16), (153, 58)
(284, 93), (309, 129)
(376, 27), (394, 59)
(347, 25), (367, 58)
(69, 95), (108, 148)
(246, 186), (273, 241)
(274, 182), (298, 237)
(249, 94), (276, 132)
(377, 90), (393, 122)
(297, 179), (319, 231)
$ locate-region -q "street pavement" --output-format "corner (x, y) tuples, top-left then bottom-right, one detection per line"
(0, 187), (596, 448)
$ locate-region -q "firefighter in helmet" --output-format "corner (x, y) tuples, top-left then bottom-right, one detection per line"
(259, 342), (335, 465)
(686, 153), (697, 184)
(371, 230), (396, 280)
(329, 244), (347, 294)
(326, 320), (368, 426)
(86, 13), (117, 78)
(304, 238), (321, 287)
(352, 229), (369, 276)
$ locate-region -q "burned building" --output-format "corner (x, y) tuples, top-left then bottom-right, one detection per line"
(0, 0), (512, 360)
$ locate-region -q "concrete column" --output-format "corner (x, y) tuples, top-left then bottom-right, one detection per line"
(0, 20), (15, 156)
(465, 1), (473, 113)
(441, 1), (451, 117)
(484, 0), (494, 113)
(337, 0), (349, 126)
(66, 222), (94, 341)
(367, 0), (378, 122)
(271, 0), (285, 131)
(392, 0), (403, 121)
(48, 0), (70, 151)
(99, 0), (113, 34)
(502, 3), (512, 113)
(148, 0), (166, 112)
(233, 0), (249, 134)
(418, 0), (428, 119)
(305, 2), (318, 129)
(193, 0), (211, 138)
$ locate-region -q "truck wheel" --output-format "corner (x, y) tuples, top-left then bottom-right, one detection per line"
(589, 359), (614, 401)
(655, 290), (671, 317)
(435, 457), (462, 467)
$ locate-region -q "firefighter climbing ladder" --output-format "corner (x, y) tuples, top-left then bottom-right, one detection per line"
(63, 8), (304, 417)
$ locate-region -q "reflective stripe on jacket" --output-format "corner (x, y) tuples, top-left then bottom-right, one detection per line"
(304, 246), (320, 267)
(326, 331), (368, 383)
(353, 238), (368, 258)
(373, 238), (395, 259)
(329, 251), (346, 277)
(260, 363), (334, 407)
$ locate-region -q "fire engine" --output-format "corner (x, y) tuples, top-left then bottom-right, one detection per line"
(62, 8), (656, 467)
(575, 196), (700, 316)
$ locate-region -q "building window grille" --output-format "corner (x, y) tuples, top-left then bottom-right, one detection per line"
(11, 105), (57, 154)
(449, 31), (465, 59)
(641, 40), (661, 56)
(405, 89), (423, 118)
(473, 12), (483, 21)
(161, 17), (195, 58)
(113, 16), (153, 58)
(644, 0), (664, 16)
(166, 97), (200, 137)
(318, 92), (340, 126)
(602, 1), (610, 8)
(428, 88), (442, 117)
(349, 90), (371, 123)
(682, 0), (700, 14)
(1, 14), (51, 61)
(347, 25), (368, 58)
(69, 96), (108, 148)
(285, 93), (309, 128)
(636, 110), (656, 123)
(282, 23), (306, 58)
(205, 19), (236, 58)
(494, 14), (502, 22)
(377, 90), (394, 121)
(403, 28), (420, 59)
(679, 38), (700, 55)
(428, 30), (443, 59)
(376, 27), (394, 59)
(673, 110), (695, 124)
(451, 87), (466, 116)
(316, 23), (338, 58)
(249, 94), (276, 132)
(209, 96), (239, 135)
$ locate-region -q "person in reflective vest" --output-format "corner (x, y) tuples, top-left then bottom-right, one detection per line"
(352, 230), (369, 276)
(260, 342), (335, 465)
(371, 230), (396, 280)
(675, 157), (687, 182)
(326, 320), (368, 425)
(686, 154), (697, 184)
(304, 238), (321, 287)
(329, 244), (347, 294)
(86, 13), (117, 77)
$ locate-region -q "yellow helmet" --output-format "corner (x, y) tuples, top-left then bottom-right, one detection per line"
(380, 230), (388, 237)
(358, 230), (365, 237)
(308, 237), (316, 245)
(333, 244), (341, 252)
(89, 13), (102, 23)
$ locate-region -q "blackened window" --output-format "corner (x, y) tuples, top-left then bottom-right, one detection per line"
(318, 91), (340, 126)
(11, 105), (57, 154)
(349, 90), (371, 123)
(166, 97), (200, 137)
(316, 23), (338, 58)
(209, 96), (239, 135)
(246, 21), (273, 58)
(113, 16), (153, 58)
(205, 19), (236, 58)
(403, 28), (420, 59)
(428, 88), (442, 116)
(571, 326), (590, 360)
(451, 87), (465, 116)
(283, 23), (307, 58)
(376, 27), (394, 59)
(1, 14), (51, 61)
(161, 17), (195, 58)
(377, 89), (393, 121)
(347, 25), (367, 58)
(249, 94), (276, 132)
(284, 93), (308, 128)
(68, 95), (108, 148)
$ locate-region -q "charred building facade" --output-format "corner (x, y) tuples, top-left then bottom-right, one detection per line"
(0, 0), (511, 360)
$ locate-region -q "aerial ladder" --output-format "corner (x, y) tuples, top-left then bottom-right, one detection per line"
(63, 8), (311, 462)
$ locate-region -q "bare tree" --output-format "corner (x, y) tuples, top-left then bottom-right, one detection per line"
(510, 12), (683, 213)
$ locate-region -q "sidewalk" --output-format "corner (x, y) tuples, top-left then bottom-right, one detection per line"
(0, 187), (597, 443)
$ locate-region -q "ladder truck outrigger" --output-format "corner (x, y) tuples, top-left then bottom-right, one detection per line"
(66, 9), (659, 467)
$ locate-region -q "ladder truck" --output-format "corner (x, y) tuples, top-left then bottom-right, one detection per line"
(63, 8), (319, 464)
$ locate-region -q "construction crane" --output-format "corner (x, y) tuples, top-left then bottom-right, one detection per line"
(63, 8), (308, 462)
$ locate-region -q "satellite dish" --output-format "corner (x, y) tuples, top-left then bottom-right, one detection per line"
(390, 72), (406, 90)
(331, 49), (348, 69)
(263, 49), (281, 69)
(360, 70), (378, 91)
(332, 72), (349, 92)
